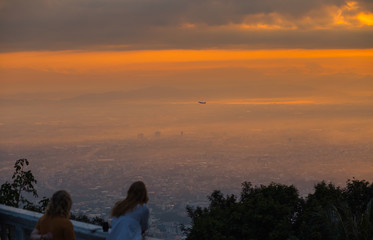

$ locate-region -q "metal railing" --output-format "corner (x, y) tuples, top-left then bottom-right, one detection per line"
(0, 204), (107, 240)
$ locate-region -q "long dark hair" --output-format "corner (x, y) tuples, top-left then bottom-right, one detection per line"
(45, 190), (72, 218)
(111, 181), (149, 218)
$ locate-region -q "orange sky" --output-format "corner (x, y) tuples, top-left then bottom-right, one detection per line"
(1, 49), (373, 71)
(1, 48), (372, 71)
(0, 0), (372, 103)
(1, 49), (372, 77)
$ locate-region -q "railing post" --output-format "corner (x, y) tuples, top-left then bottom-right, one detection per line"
(15, 224), (25, 240)
(1, 224), (9, 240)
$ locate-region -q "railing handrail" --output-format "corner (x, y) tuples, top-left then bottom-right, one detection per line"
(0, 204), (107, 240)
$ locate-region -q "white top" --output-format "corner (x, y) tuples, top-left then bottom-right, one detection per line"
(107, 204), (149, 240)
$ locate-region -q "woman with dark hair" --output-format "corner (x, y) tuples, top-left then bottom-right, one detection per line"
(31, 190), (76, 240)
(107, 181), (150, 240)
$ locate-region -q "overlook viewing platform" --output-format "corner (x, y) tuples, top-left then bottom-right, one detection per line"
(0, 204), (161, 240)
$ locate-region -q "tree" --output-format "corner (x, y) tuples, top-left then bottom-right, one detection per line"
(1, 158), (104, 225)
(237, 182), (301, 240)
(184, 179), (373, 240)
(0, 159), (39, 209)
(297, 179), (373, 240)
(184, 182), (301, 240)
(183, 190), (238, 240)
(330, 179), (373, 240)
(297, 181), (344, 240)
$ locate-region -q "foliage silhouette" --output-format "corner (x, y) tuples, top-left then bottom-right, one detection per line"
(0, 159), (42, 211)
(184, 182), (301, 240)
(184, 180), (373, 240)
(0, 159), (104, 225)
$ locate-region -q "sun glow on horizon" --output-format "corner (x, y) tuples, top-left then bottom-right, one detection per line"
(1, 49), (372, 74)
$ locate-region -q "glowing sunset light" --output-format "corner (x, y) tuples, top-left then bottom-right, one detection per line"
(169, 98), (320, 105)
(239, 23), (297, 30)
(1, 49), (372, 74)
(211, 99), (317, 105)
(358, 13), (373, 25)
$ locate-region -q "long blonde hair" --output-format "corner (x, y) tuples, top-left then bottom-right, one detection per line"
(111, 181), (149, 218)
(45, 190), (72, 218)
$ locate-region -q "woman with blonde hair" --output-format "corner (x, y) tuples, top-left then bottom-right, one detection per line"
(31, 190), (76, 240)
(107, 181), (150, 240)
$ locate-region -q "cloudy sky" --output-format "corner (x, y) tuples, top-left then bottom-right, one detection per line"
(1, 0), (373, 51)
(0, 0), (372, 103)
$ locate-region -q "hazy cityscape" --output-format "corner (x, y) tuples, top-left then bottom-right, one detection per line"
(1, 97), (372, 239)
(1, 0), (373, 239)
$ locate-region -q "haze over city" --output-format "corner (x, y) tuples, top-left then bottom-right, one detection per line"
(1, 0), (373, 238)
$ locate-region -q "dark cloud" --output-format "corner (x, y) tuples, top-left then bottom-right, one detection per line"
(0, 0), (371, 51)
(357, 0), (373, 11)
